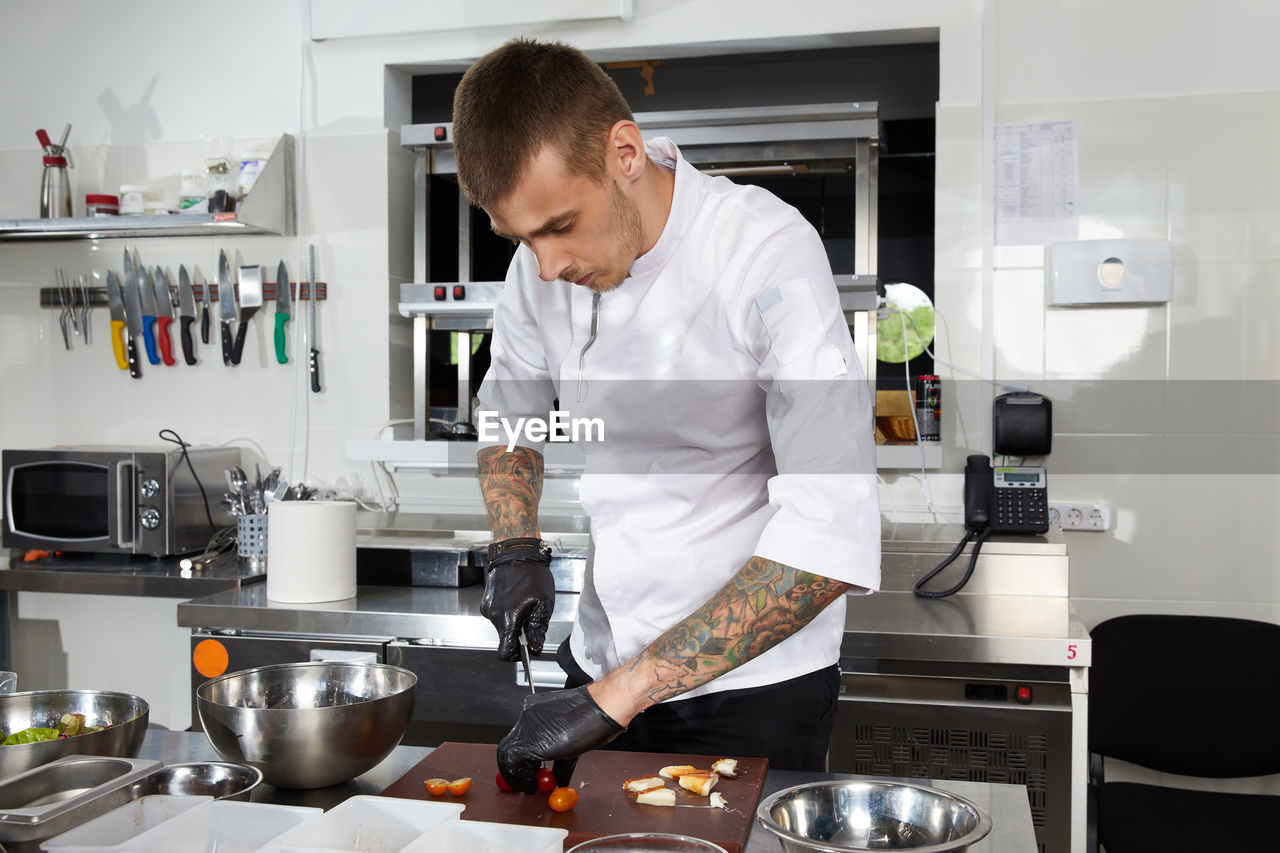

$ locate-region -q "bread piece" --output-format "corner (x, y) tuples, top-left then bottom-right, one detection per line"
(711, 758), (739, 777)
(636, 786), (677, 807)
(678, 771), (719, 796)
(623, 775), (666, 793)
(658, 764), (699, 780)
(710, 792), (728, 809)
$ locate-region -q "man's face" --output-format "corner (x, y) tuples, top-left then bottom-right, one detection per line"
(487, 146), (642, 293)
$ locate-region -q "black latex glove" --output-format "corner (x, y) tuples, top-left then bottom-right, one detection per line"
(480, 538), (554, 661)
(497, 685), (625, 793)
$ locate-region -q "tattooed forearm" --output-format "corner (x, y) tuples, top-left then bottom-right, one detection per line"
(477, 445), (544, 541)
(626, 556), (852, 709)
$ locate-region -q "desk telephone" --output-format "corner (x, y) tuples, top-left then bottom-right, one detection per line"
(915, 454), (1050, 598)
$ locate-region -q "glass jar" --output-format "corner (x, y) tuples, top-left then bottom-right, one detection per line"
(206, 157), (236, 213)
(85, 194), (119, 216)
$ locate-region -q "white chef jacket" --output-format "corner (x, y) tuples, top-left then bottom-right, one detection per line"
(477, 137), (880, 701)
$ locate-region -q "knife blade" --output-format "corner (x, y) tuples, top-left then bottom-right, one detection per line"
(105, 271), (129, 371)
(119, 258), (144, 379)
(137, 253), (160, 365)
(274, 260), (291, 364)
(153, 266), (176, 366)
(200, 271), (211, 345)
(177, 265), (198, 366)
(519, 632), (536, 695)
(231, 264), (263, 366)
(218, 250), (236, 366)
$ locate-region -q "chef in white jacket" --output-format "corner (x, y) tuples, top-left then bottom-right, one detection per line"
(453, 38), (881, 793)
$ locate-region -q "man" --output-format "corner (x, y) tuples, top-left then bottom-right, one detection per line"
(454, 38), (881, 793)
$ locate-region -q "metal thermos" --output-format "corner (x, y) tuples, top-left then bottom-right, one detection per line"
(40, 155), (72, 218)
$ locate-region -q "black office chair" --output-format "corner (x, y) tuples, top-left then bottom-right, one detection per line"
(1088, 614), (1280, 853)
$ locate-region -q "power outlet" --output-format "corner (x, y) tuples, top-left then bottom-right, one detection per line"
(1048, 502), (1110, 531)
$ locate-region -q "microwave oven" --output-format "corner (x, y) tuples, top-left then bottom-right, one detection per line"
(2, 445), (241, 557)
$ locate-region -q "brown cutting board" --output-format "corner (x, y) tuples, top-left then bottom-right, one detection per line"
(380, 741), (768, 852)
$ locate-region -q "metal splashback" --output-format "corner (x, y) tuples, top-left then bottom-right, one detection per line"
(399, 103), (882, 441)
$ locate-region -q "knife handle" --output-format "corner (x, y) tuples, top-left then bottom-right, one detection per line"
(156, 316), (176, 366)
(274, 312), (290, 364)
(180, 316), (198, 365)
(231, 317), (251, 365)
(110, 320), (129, 370)
(126, 336), (142, 379)
(201, 305), (211, 345)
(309, 348), (322, 392)
(141, 315), (160, 365)
(221, 321), (234, 366)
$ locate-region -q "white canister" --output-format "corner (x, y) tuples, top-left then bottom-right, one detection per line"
(265, 501), (357, 603)
(238, 151), (270, 197)
(118, 185), (149, 215)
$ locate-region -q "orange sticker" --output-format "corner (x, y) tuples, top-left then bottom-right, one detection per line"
(193, 638), (229, 678)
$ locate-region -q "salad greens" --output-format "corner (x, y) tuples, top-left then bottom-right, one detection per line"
(1, 713), (107, 746)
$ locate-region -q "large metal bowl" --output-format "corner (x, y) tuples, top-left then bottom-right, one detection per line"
(196, 661), (416, 789)
(0, 690), (149, 780)
(756, 780), (993, 852)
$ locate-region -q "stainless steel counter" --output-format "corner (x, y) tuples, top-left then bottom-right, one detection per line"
(139, 730), (1038, 852)
(0, 552), (263, 598)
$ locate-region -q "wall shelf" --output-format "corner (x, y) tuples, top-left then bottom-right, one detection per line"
(0, 135), (295, 241)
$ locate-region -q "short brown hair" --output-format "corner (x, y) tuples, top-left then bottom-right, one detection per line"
(452, 39), (634, 209)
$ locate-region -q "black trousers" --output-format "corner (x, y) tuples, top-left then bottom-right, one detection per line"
(557, 639), (839, 772)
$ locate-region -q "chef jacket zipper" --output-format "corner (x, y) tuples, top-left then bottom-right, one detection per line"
(576, 291), (601, 404)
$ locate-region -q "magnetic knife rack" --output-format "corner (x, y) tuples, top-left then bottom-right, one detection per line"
(38, 282), (328, 308)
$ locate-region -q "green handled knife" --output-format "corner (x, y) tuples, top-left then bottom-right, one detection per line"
(274, 260), (290, 364)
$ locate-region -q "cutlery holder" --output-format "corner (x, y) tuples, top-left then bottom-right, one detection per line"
(237, 513), (268, 567)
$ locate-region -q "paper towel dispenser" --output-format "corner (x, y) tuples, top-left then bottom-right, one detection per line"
(1045, 238), (1173, 306)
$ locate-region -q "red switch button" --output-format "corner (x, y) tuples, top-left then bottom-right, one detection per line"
(434, 126), (448, 142)
(433, 286), (445, 301)
(1015, 685), (1032, 705)
(453, 285), (466, 300)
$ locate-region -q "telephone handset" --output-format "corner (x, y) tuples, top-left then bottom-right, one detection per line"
(915, 454), (1050, 598)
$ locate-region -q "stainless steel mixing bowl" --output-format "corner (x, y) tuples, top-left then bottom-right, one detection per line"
(0, 690), (149, 780)
(196, 661), (416, 789)
(756, 780), (993, 852)
(128, 760), (263, 801)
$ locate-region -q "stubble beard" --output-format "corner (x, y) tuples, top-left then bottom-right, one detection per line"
(563, 181), (643, 293)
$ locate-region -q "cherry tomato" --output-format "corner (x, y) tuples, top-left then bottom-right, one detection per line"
(447, 777), (472, 795)
(495, 771), (514, 791)
(548, 786), (578, 813)
(424, 778), (449, 796)
(536, 767), (556, 792)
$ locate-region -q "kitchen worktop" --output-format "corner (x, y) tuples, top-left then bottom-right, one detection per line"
(138, 730), (1038, 852)
(0, 551), (263, 597)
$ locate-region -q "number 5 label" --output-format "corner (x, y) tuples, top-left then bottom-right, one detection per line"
(1066, 643), (1078, 660)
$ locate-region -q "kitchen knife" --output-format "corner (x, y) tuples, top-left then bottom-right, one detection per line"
(153, 266), (176, 366)
(218, 250), (236, 366)
(105, 270), (129, 371)
(231, 264), (263, 366)
(519, 632), (536, 695)
(273, 260), (290, 364)
(200, 272), (211, 345)
(137, 253), (160, 365)
(308, 244), (321, 392)
(119, 263), (144, 379)
(177, 265), (198, 366)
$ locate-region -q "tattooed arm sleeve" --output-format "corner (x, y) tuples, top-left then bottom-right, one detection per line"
(477, 444), (545, 541)
(597, 556), (860, 718)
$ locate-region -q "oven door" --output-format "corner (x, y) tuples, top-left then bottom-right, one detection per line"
(3, 452), (134, 553)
